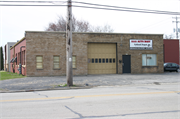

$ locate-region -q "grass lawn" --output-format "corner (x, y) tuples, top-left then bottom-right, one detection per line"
(0, 71), (26, 80)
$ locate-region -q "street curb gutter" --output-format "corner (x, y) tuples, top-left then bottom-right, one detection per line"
(0, 82), (180, 93)
(0, 86), (94, 93)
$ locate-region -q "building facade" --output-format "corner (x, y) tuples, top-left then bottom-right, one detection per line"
(26, 31), (164, 76)
(164, 39), (179, 65)
(4, 42), (16, 72)
(10, 38), (26, 76)
(11, 31), (164, 76)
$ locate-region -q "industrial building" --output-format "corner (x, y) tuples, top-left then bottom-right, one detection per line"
(164, 39), (179, 65)
(10, 31), (165, 76)
(4, 42), (16, 72)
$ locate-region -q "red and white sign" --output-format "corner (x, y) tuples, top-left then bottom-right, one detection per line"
(130, 39), (153, 50)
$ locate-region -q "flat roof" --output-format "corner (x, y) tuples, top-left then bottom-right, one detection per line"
(25, 31), (163, 36)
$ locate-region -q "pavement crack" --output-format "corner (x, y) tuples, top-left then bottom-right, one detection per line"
(33, 92), (48, 98)
(137, 87), (164, 91)
(65, 105), (83, 118)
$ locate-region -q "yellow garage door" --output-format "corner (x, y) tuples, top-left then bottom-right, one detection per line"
(88, 43), (116, 74)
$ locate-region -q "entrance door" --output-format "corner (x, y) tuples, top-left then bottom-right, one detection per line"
(122, 55), (131, 73)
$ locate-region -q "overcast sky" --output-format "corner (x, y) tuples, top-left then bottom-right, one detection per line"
(0, 0), (180, 48)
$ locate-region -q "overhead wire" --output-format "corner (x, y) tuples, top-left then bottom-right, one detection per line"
(0, 4), (67, 6)
(72, 1), (179, 14)
(71, 5), (180, 15)
(0, 1), (180, 15)
(136, 17), (172, 32)
(0, 1), (67, 3)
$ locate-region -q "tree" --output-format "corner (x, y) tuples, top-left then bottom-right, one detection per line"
(45, 15), (114, 33)
(0, 46), (4, 70)
(164, 34), (174, 39)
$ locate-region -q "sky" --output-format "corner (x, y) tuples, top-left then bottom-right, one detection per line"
(0, 0), (180, 48)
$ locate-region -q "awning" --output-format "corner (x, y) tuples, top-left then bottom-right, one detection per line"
(12, 57), (17, 63)
(10, 58), (14, 63)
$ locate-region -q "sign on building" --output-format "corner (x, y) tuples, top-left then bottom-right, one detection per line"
(130, 39), (153, 50)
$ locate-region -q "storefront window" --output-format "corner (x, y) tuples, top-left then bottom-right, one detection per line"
(142, 54), (157, 66)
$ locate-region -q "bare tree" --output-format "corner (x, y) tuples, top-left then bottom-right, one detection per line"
(164, 34), (174, 39)
(90, 24), (114, 33)
(45, 15), (114, 33)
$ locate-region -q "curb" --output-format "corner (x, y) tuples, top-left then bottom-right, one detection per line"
(0, 82), (180, 93)
(0, 86), (94, 93)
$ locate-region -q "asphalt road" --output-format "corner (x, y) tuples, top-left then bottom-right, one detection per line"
(1, 83), (180, 119)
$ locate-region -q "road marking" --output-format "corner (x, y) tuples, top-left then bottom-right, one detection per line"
(1, 91), (180, 102)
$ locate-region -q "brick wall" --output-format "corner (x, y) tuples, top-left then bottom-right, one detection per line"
(26, 31), (164, 76)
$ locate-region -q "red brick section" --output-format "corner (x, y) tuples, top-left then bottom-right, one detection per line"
(164, 39), (179, 65)
(10, 38), (26, 76)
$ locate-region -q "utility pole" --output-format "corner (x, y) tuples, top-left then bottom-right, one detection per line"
(66, 0), (73, 86)
(172, 16), (180, 39)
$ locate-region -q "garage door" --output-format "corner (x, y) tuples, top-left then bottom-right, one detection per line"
(88, 43), (116, 74)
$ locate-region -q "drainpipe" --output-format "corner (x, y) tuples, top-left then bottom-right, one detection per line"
(19, 46), (25, 75)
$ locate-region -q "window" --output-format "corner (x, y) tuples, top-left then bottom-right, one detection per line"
(53, 56), (60, 69)
(18, 53), (19, 64)
(99, 59), (101, 63)
(95, 59), (98, 63)
(21, 51), (23, 65)
(172, 63), (177, 67)
(142, 54), (157, 66)
(102, 59), (105, 63)
(113, 59), (115, 63)
(92, 59), (94, 63)
(24, 51), (26, 65)
(106, 59), (108, 63)
(16, 54), (17, 64)
(109, 59), (112, 63)
(72, 56), (76, 68)
(36, 56), (43, 69)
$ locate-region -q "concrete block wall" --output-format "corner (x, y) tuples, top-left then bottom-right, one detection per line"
(25, 31), (164, 76)
(26, 32), (66, 76)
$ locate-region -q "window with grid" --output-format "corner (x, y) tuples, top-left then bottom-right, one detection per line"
(53, 56), (60, 69)
(72, 56), (76, 69)
(142, 54), (157, 66)
(36, 56), (43, 69)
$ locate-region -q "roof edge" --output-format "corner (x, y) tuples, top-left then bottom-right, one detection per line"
(10, 37), (25, 50)
(25, 31), (163, 36)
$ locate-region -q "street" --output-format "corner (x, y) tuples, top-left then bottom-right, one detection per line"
(0, 83), (180, 119)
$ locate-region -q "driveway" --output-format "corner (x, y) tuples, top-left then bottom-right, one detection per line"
(0, 72), (180, 93)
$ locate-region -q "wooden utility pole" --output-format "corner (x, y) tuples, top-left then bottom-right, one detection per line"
(66, 0), (73, 86)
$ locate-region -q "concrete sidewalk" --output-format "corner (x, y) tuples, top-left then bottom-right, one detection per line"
(0, 72), (180, 93)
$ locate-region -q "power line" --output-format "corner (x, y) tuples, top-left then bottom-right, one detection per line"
(0, 1), (180, 15)
(0, 1), (66, 3)
(72, 5), (180, 15)
(0, 4), (67, 6)
(73, 1), (179, 14)
(137, 18), (171, 32)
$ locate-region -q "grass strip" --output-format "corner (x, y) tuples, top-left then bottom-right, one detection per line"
(0, 71), (26, 80)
